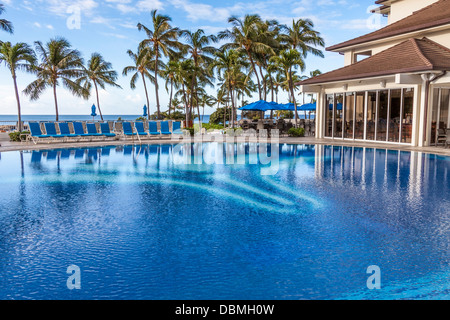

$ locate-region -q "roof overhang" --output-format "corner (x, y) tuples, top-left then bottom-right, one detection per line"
(327, 23), (450, 53)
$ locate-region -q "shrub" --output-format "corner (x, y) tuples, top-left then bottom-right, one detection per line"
(9, 131), (30, 142)
(288, 127), (305, 137)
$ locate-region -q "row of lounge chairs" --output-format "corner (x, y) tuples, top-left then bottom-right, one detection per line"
(27, 121), (183, 144)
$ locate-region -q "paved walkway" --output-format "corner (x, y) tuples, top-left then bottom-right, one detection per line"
(1, 133), (449, 157)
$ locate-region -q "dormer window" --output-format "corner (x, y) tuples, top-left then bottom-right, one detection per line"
(354, 51), (372, 63)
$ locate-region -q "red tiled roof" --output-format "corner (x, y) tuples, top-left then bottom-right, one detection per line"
(298, 38), (450, 85)
(327, 0), (450, 51)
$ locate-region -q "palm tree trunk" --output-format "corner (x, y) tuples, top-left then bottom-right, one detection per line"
(258, 65), (266, 100)
(12, 75), (23, 132)
(229, 80), (235, 128)
(247, 50), (262, 100)
(289, 71), (298, 127)
(94, 81), (103, 121)
(154, 53), (161, 120)
(141, 72), (150, 120)
(53, 82), (59, 122)
(168, 80), (173, 117)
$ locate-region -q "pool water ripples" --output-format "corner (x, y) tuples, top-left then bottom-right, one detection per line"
(0, 144), (448, 299)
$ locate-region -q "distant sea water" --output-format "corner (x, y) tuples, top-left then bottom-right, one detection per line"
(0, 114), (314, 124)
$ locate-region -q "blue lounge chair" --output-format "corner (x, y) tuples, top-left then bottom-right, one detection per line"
(134, 122), (149, 137)
(160, 121), (171, 135)
(122, 122), (137, 137)
(44, 122), (66, 140)
(172, 122), (183, 134)
(148, 122), (160, 136)
(100, 123), (116, 138)
(73, 122), (92, 140)
(86, 123), (103, 138)
(58, 123), (79, 139)
(28, 122), (52, 144)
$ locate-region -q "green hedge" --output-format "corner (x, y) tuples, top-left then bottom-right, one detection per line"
(288, 127), (305, 137)
(9, 131), (30, 142)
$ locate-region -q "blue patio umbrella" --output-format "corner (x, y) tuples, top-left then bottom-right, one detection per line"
(239, 100), (274, 112)
(91, 104), (97, 120)
(143, 105), (148, 117)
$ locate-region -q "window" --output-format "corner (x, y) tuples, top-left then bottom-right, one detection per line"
(366, 92), (377, 140)
(344, 92), (355, 139)
(325, 94), (334, 137)
(335, 93), (344, 138)
(377, 90), (389, 142)
(355, 92), (365, 139)
(388, 89), (401, 142)
(401, 88), (414, 143)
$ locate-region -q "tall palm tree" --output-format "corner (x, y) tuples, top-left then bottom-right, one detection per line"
(219, 14), (275, 100)
(180, 29), (217, 127)
(122, 47), (158, 120)
(212, 49), (249, 128)
(137, 10), (181, 120)
(162, 58), (180, 117)
(270, 49), (305, 126)
(286, 19), (325, 58)
(24, 37), (86, 121)
(78, 53), (122, 121)
(0, 4), (13, 36)
(0, 42), (36, 131)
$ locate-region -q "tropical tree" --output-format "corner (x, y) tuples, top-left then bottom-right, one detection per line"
(122, 47), (159, 120)
(24, 37), (87, 121)
(78, 53), (121, 120)
(0, 3), (13, 37)
(162, 58), (180, 117)
(180, 29), (217, 127)
(270, 49), (305, 126)
(219, 14), (276, 100)
(0, 42), (36, 131)
(137, 10), (181, 119)
(286, 19), (325, 58)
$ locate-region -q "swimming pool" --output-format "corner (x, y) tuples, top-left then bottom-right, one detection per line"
(0, 144), (448, 300)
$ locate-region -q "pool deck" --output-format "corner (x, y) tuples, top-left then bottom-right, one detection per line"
(1, 132), (449, 157)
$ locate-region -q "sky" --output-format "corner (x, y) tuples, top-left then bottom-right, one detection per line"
(0, 0), (386, 116)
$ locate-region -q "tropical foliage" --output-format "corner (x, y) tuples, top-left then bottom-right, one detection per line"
(1, 3), (325, 129)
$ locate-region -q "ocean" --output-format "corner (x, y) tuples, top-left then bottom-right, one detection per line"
(0, 114), (314, 124)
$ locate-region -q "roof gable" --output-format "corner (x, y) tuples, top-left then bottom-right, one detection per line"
(299, 38), (450, 85)
(327, 0), (450, 51)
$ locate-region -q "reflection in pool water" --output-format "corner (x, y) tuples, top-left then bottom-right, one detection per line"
(0, 144), (449, 300)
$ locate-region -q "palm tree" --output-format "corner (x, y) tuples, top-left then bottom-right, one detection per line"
(162, 58), (180, 117)
(122, 47), (158, 120)
(219, 14), (275, 100)
(137, 10), (181, 120)
(270, 49), (305, 126)
(24, 37), (86, 121)
(180, 29), (217, 127)
(0, 4), (13, 36)
(212, 49), (249, 128)
(0, 42), (36, 131)
(78, 53), (122, 121)
(286, 19), (325, 58)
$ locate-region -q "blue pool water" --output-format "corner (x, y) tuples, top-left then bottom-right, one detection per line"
(0, 144), (448, 300)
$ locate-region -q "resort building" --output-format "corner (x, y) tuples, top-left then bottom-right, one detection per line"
(299, 0), (450, 147)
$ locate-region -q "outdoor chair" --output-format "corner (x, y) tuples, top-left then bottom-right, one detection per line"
(28, 122), (53, 144)
(172, 122), (183, 135)
(134, 122), (149, 137)
(73, 122), (93, 141)
(160, 121), (172, 135)
(149, 122), (161, 136)
(58, 123), (79, 140)
(100, 123), (116, 139)
(86, 123), (104, 140)
(44, 122), (66, 140)
(122, 122), (137, 138)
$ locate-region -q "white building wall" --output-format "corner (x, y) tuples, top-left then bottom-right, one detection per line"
(389, 0), (440, 24)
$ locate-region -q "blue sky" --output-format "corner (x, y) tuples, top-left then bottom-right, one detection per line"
(0, 0), (386, 116)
